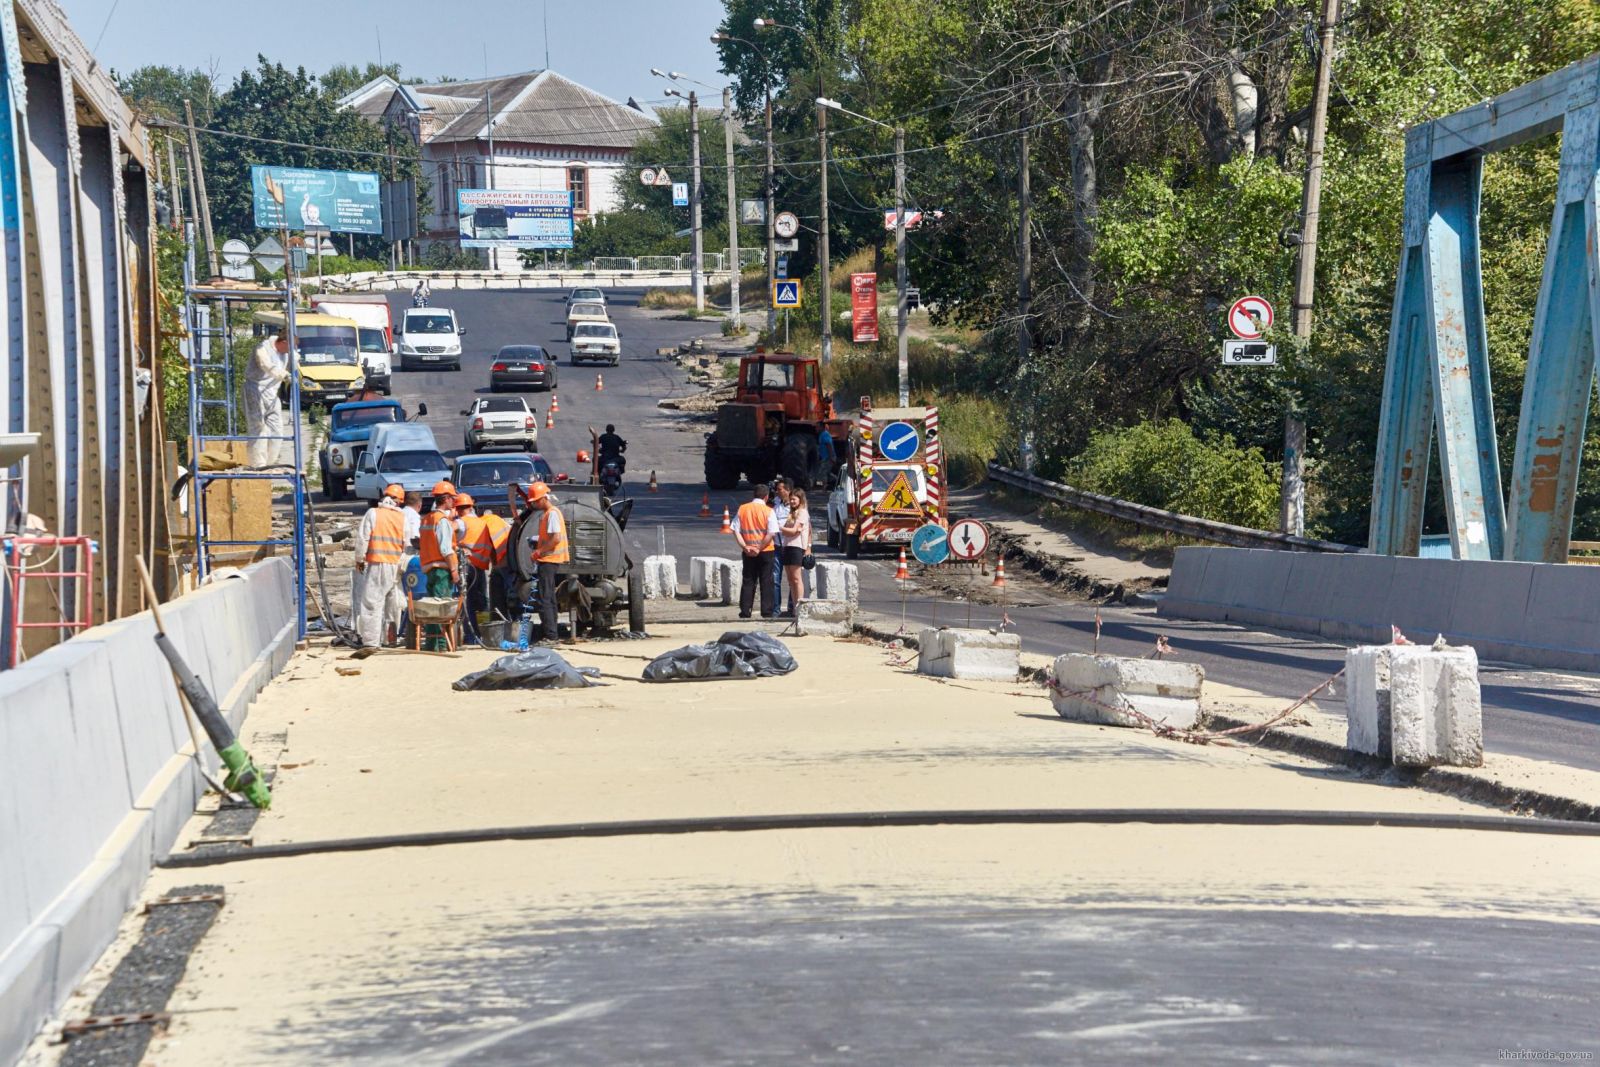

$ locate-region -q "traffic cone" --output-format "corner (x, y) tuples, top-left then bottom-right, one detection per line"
(648, 470), (659, 492)
(545, 407), (554, 429)
(720, 506), (732, 534)
(992, 554), (1007, 588)
(699, 491), (711, 518)
(895, 548), (909, 580)
(595, 373), (604, 392)
(550, 394), (560, 414)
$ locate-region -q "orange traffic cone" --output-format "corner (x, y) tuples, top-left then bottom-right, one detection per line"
(895, 548), (909, 580)
(545, 408), (554, 429)
(595, 373), (604, 392)
(700, 491), (711, 518)
(648, 470), (659, 492)
(550, 394), (560, 413)
(992, 554), (1007, 588)
(720, 507), (732, 534)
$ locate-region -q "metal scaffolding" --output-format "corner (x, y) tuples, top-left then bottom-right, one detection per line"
(181, 226), (308, 636)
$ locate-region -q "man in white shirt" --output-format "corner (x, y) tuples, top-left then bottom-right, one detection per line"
(769, 478), (792, 615)
(385, 491), (424, 644)
(244, 334), (290, 467)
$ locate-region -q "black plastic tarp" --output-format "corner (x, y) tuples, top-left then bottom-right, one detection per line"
(453, 648), (602, 691)
(641, 630), (797, 682)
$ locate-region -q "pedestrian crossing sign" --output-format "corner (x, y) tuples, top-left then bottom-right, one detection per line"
(877, 471), (922, 515)
(773, 278), (802, 308)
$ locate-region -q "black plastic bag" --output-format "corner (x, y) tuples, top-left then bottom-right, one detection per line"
(453, 648), (602, 691)
(641, 630), (798, 682)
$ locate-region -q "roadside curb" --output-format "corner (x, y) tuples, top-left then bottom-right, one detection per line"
(851, 622), (1600, 825)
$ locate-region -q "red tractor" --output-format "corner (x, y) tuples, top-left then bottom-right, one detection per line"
(703, 351), (854, 489)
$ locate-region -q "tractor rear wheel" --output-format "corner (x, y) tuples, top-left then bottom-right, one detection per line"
(704, 441), (740, 491)
(779, 433), (818, 488)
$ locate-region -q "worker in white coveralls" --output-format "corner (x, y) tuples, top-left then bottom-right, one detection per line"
(352, 484), (408, 647)
(245, 333), (291, 467)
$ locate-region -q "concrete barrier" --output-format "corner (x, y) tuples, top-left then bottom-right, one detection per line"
(917, 628), (1021, 681)
(641, 556), (678, 600)
(0, 558), (296, 1067)
(689, 556), (733, 601)
(795, 599), (851, 636)
(1050, 654), (1205, 730)
(1389, 645), (1483, 767)
(814, 562), (859, 612)
(1161, 547), (1600, 672)
(1344, 646), (1394, 759)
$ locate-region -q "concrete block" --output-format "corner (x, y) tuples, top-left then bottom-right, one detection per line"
(642, 555), (679, 600)
(917, 627), (1021, 681)
(1344, 645), (1393, 758)
(689, 556), (732, 600)
(718, 561), (743, 607)
(1163, 546), (1211, 604)
(814, 562), (860, 612)
(1051, 653), (1204, 730)
(1389, 644), (1482, 767)
(795, 599), (851, 636)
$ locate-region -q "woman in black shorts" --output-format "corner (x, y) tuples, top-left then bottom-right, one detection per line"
(779, 488), (811, 618)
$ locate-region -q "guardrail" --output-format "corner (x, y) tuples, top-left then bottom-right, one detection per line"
(986, 463), (1362, 553)
(317, 269), (734, 293)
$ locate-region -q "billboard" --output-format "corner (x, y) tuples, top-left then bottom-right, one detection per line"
(851, 272), (879, 343)
(251, 166), (383, 235)
(456, 188), (574, 249)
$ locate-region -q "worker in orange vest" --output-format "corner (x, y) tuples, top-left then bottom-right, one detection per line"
(730, 483), (779, 619)
(352, 483), (407, 648)
(417, 481), (460, 651)
(455, 493), (490, 644)
(525, 481), (568, 642)
(476, 503), (515, 618)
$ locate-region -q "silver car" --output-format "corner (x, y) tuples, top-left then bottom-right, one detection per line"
(461, 395), (538, 454)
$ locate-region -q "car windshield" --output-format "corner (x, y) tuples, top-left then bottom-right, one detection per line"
(406, 313), (455, 334)
(332, 406), (399, 431)
(379, 449), (446, 473)
(499, 347), (545, 360)
(357, 327), (388, 354)
(574, 324), (616, 339)
(479, 398), (526, 413)
(570, 303), (605, 317)
(749, 361), (795, 389)
(457, 459), (537, 487)
(297, 326), (359, 365)
(571, 289), (603, 301)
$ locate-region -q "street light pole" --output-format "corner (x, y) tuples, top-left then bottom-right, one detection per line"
(723, 85), (740, 326)
(765, 88), (776, 336)
(894, 124), (907, 406)
(689, 89), (704, 312)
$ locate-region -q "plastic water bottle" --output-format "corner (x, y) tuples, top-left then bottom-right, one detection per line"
(516, 613), (534, 651)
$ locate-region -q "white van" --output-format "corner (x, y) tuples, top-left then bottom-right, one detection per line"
(397, 307), (465, 372)
(352, 422), (451, 502)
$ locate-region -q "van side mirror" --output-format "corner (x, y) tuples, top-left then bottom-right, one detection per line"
(459, 409), (470, 417)
(457, 327), (467, 336)
(416, 402), (428, 417)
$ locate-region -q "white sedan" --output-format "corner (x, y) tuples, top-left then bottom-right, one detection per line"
(461, 396), (538, 454)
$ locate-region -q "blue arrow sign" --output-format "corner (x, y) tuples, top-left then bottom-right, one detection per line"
(773, 279), (802, 308)
(878, 421), (921, 462)
(911, 523), (950, 565)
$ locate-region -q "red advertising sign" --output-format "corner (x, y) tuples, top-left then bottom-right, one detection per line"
(851, 272), (879, 343)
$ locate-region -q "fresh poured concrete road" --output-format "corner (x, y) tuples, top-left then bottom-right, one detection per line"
(352, 287), (1600, 774)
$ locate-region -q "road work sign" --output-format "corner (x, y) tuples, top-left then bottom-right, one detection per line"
(878, 472), (922, 516)
(773, 279), (802, 308)
(877, 421), (920, 462)
(948, 519), (989, 561)
(1228, 295), (1274, 339)
(912, 523), (950, 565)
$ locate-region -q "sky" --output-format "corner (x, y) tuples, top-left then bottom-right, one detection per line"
(59, 0), (731, 105)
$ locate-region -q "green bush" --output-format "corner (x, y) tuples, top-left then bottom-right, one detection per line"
(1065, 419), (1278, 529)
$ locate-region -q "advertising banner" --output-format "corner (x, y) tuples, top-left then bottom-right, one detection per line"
(456, 188), (574, 248)
(251, 166), (383, 234)
(851, 272), (879, 343)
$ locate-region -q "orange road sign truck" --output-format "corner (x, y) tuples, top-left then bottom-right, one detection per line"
(825, 398), (946, 558)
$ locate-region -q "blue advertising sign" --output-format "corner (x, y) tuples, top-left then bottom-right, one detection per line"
(457, 188), (574, 249)
(911, 523), (950, 566)
(878, 421), (921, 462)
(251, 166), (383, 235)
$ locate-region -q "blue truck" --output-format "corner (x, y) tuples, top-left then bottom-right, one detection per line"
(319, 399), (407, 501)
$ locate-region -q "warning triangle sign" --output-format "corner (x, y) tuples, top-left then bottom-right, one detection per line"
(877, 471), (921, 515)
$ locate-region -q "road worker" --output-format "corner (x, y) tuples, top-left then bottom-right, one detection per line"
(525, 482), (568, 643)
(244, 333), (290, 468)
(456, 493), (489, 645)
(385, 491), (424, 644)
(731, 483), (779, 619)
(352, 484), (406, 648)
(417, 481), (460, 651)
(470, 500), (515, 619)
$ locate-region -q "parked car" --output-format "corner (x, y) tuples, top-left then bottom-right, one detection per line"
(451, 452), (560, 517)
(565, 300), (608, 340)
(397, 307), (465, 371)
(352, 423), (451, 502)
(490, 345), (558, 392)
(570, 321), (621, 366)
(564, 286), (606, 307)
(462, 396), (538, 453)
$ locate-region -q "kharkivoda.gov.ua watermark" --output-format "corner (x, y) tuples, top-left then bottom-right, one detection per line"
(1498, 1052), (1594, 1062)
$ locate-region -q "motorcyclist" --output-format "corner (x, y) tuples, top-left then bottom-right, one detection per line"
(597, 424), (627, 475)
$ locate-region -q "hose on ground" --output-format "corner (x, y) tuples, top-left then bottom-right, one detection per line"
(300, 476), (361, 648)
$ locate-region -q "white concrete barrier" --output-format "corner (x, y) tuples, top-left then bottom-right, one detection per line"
(1345, 643), (1482, 767)
(795, 599), (851, 636)
(0, 558), (296, 1067)
(641, 556), (678, 600)
(815, 562), (859, 612)
(917, 628), (1021, 681)
(1051, 653), (1204, 730)
(689, 556), (730, 600)
(1344, 646), (1394, 759)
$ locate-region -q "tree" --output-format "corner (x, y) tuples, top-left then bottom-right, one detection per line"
(115, 64), (220, 121)
(320, 62), (402, 101)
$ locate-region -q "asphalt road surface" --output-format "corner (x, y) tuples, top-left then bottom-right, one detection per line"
(347, 286), (1600, 774)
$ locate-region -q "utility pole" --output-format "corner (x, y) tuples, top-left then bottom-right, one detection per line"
(183, 100), (218, 278)
(765, 88), (776, 336)
(723, 85), (741, 327)
(894, 125), (908, 407)
(689, 89), (704, 312)
(818, 94), (832, 366)
(1017, 125), (1032, 363)
(484, 88), (497, 272)
(164, 133), (185, 231)
(1284, 0), (1340, 536)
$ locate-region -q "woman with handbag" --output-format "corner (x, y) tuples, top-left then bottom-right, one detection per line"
(779, 488), (813, 619)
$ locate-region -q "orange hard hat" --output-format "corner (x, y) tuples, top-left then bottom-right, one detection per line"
(431, 480), (456, 496)
(525, 481), (552, 502)
(382, 484), (404, 500)
(576, 450), (590, 463)
(454, 493), (475, 508)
